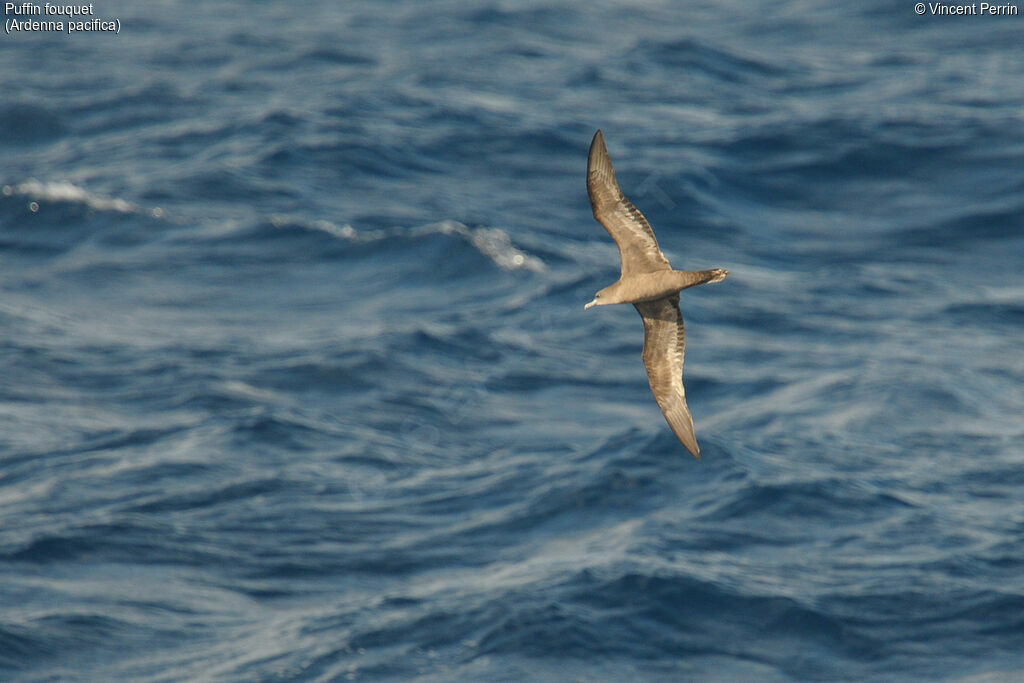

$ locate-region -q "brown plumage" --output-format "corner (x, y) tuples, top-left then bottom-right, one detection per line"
(584, 130), (727, 457)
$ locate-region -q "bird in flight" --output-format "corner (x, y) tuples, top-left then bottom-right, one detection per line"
(584, 130), (727, 457)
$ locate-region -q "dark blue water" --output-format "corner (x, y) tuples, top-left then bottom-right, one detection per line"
(3, 1), (1023, 680)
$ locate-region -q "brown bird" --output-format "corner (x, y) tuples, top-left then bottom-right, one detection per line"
(584, 130), (727, 457)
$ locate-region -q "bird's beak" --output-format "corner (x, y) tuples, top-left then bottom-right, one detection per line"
(584, 299), (597, 310)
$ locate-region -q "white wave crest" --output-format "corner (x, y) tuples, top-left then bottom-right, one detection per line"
(429, 220), (546, 273)
(272, 216), (546, 273)
(3, 179), (137, 214)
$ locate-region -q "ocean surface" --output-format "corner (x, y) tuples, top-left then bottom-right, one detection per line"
(2, 1), (1023, 680)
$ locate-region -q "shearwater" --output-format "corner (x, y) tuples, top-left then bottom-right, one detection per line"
(583, 130), (727, 457)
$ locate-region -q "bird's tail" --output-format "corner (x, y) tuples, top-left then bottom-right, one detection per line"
(674, 268), (728, 290)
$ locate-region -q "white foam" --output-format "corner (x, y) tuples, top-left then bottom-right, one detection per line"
(273, 216), (546, 273)
(4, 181), (546, 273)
(428, 220), (546, 273)
(271, 214), (360, 240)
(4, 179), (137, 214)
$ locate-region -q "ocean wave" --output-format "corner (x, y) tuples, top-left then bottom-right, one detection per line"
(1, 178), (545, 276)
(2, 179), (163, 218)
(271, 215), (546, 272)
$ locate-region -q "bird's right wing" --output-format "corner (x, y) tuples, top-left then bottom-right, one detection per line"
(587, 130), (671, 278)
(634, 295), (700, 457)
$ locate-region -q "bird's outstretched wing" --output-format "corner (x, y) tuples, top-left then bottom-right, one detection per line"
(634, 295), (700, 457)
(587, 129), (671, 278)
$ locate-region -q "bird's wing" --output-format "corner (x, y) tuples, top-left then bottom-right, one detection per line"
(634, 295), (700, 457)
(587, 129), (671, 278)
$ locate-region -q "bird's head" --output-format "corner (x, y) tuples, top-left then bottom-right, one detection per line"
(584, 285), (616, 310)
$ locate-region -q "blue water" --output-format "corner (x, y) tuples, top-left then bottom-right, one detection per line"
(2, 1), (1023, 680)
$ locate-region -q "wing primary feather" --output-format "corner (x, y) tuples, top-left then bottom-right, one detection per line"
(586, 131), (671, 278)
